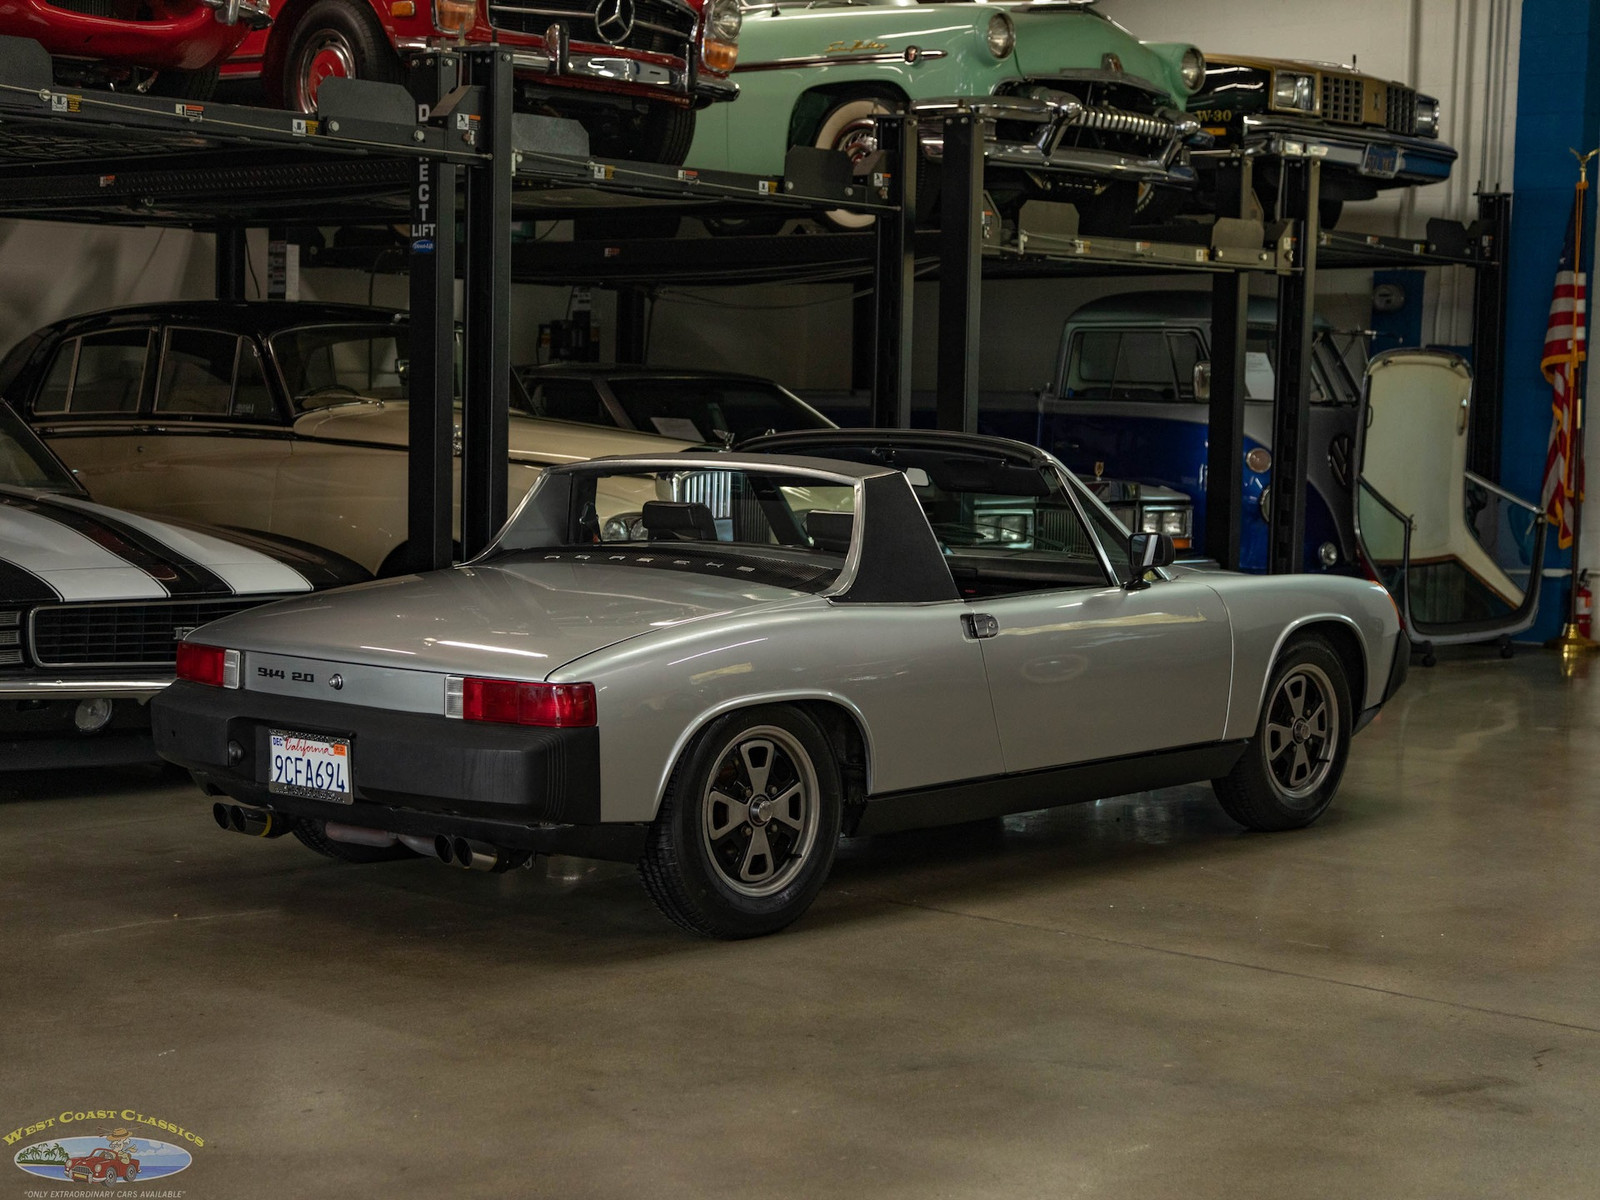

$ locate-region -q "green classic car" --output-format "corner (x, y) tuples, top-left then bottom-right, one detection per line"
(686, 0), (1205, 230)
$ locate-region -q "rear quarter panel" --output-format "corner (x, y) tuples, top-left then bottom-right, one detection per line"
(1205, 573), (1398, 739)
(548, 597), (1005, 823)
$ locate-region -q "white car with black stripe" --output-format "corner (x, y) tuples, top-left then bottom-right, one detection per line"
(0, 402), (368, 769)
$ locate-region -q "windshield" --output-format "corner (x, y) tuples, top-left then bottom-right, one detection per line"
(270, 324), (430, 412)
(606, 377), (833, 443)
(0, 403), (82, 492)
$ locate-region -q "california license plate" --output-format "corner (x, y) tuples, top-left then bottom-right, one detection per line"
(267, 730), (352, 803)
(1360, 144), (1400, 178)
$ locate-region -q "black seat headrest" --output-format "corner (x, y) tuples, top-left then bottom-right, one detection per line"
(805, 509), (854, 554)
(642, 500), (718, 542)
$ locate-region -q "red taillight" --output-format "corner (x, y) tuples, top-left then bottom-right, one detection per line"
(176, 642), (237, 688)
(461, 679), (597, 728)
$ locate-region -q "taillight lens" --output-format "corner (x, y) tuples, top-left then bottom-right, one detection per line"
(176, 642), (240, 689)
(448, 677), (597, 727)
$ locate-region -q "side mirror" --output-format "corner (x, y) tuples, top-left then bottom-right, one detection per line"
(1127, 533), (1176, 588)
(1192, 361), (1212, 402)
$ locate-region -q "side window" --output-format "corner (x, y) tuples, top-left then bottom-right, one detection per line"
(156, 330), (278, 420)
(66, 330), (152, 413)
(1112, 331), (1178, 400)
(1065, 330), (1119, 397)
(1075, 483), (1135, 583)
(1168, 332), (1205, 401)
(157, 329), (239, 416)
(531, 380), (610, 425)
(233, 341), (274, 420)
(1065, 329), (1179, 401)
(34, 341), (76, 414)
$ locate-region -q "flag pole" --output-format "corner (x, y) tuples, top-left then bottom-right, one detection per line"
(1552, 147), (1598, 660)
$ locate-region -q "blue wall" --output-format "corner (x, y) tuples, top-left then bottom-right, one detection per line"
(1503, 0), (1600, 639)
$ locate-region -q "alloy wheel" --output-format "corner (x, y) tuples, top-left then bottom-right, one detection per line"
(699, 725), (820, 897)
(1263, 663), (1340, 801)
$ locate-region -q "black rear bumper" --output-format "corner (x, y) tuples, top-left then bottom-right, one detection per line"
(153, 681), (604, 827)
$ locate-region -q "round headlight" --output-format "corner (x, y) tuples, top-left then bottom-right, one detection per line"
(985, 11), (1014, 59)
(74, 697), (113, 733)
(1258, 485), (1272, 521)
(1179, 46), (1205, 92)
(708, 0), (741, 43)
(1245, 446), (1273, 474)
(1318, 541), (1340, 567)
(1272, 70), (1316, 112)
(1414, 96), (1440, 138)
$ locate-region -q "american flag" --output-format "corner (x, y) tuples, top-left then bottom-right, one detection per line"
(1541, 192), (1589, 550)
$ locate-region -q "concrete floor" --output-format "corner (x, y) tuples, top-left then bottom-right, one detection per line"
(2, 650), (1597, 1199)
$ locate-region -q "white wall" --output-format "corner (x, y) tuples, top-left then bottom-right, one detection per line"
(0, 223), (214, 359)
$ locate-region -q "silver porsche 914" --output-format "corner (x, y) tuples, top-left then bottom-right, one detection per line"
(152, 430), (1407, 938)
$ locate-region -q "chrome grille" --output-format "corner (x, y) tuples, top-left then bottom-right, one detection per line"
(1386, 85), (1417, 134)
(669, 472), (772, 542)
(1321, 74), (1365, 125)
(487, 0), (694, 59)
(44, 0), (119, 15)
(1007, 79), (1180, 158)
(0, 609), (21, 667)
(1065, 106), (1174, 142)
(672, 470), (732, 519)
(29, 597), (286, 668)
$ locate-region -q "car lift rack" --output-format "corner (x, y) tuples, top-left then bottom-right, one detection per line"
(0, 39), (1507, 577)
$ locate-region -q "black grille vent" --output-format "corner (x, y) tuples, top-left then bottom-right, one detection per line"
(1320, 74), (1365, 125)
(487, 0), (694, 59)
(1386, 85), (1417, 135)
(0, 609), (22, 668)
(45, 0), (120, 15)
(30, 597), (288, 667)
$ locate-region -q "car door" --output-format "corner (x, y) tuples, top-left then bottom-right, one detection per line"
(26, 324), (156, 498)
(131, 325), (293, 531)
(965, 471), (1234, 773)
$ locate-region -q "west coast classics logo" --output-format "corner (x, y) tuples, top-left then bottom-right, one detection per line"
(8, 1109), (203, 1186)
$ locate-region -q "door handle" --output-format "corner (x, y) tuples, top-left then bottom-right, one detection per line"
(962, 612), (999, 640)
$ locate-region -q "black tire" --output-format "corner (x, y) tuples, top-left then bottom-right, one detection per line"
(639, 705), (842, 938)
(276, 0), (400, 115)
(1319, 197), (1344, 231)
(701, 213), (789, 237)
(293, 818), (411, 863)
(150, 64), (220, 101)
(1212, 636), (1351, 832)
(1074, 180), (1177, 236)
(589, 102), (696, 166)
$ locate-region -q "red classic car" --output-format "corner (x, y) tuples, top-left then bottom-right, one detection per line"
(223, 0), (740, 161)
(65, 1148), (140, 1184)
(0, 0), (269, 96)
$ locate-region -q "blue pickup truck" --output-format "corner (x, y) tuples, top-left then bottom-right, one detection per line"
(1036, 292), (1363, 573)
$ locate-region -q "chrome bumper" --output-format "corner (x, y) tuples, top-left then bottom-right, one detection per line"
(203, 0), (272, 30)
(507, 46), (736, 103)
(1239, 115), (1457, 184)
(910, 94), (1197, 189)
(0, 675), (171, 702)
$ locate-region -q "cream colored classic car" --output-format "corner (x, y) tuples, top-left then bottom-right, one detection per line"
(1, 302), (692, 574)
